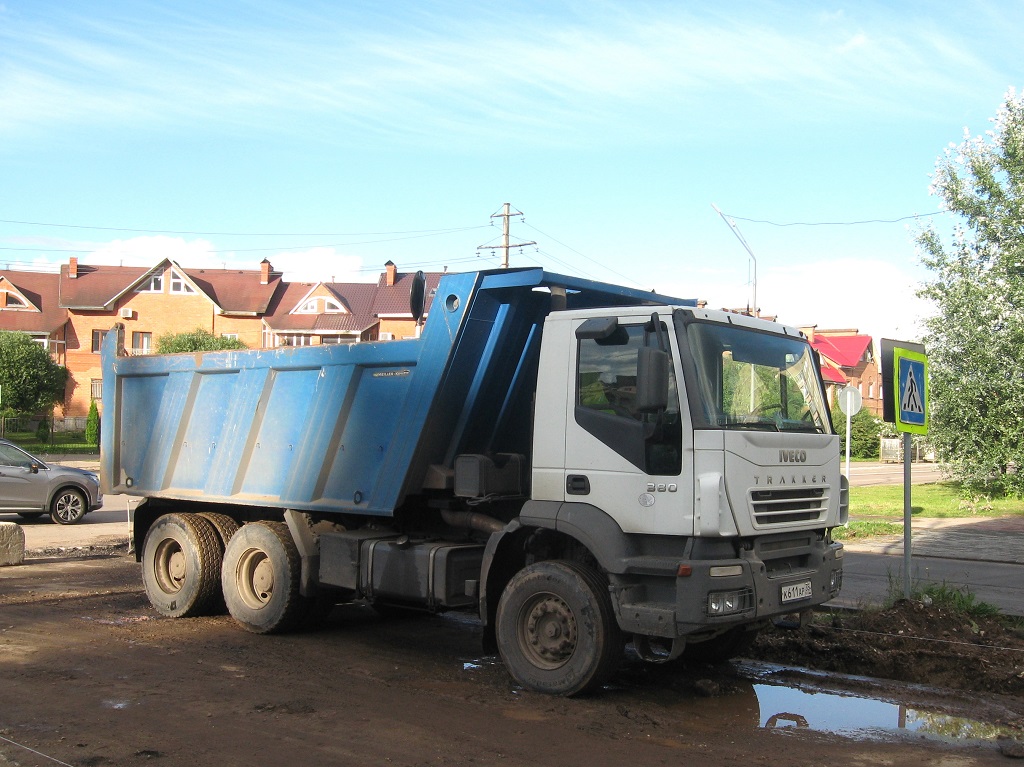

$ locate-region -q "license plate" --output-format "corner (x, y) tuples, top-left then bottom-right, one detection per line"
(781, 580), (813, 604)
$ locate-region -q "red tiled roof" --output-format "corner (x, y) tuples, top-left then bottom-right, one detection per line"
(58, 263), (149, 309)
(182, 267), (281, 314)
(373, 270), (442, 316)
(819, 364), (848, 385)
(809, 334), (871, 369)
(0, 271), (68, 334)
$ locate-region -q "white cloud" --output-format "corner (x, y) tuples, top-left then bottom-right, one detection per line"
(0, 2), (1006, 147)
(68, 236), (369, 285)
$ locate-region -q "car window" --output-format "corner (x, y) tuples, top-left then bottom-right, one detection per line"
(0, 443), (36, 468)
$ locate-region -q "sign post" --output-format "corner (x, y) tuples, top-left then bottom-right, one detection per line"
(880, 340), (929, 599)
(837, 385), (862, 482)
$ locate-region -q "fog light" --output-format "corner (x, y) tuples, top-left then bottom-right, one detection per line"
(707, 589), (747, 616)
(830, 570), (843, 592)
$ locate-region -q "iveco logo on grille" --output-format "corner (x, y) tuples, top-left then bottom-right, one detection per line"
(779, 449), (807, 463)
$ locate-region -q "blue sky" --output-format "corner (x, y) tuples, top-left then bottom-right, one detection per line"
(1, 0), (1021, 341)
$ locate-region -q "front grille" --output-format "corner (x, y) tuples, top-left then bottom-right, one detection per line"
(750, 487), (828, 526)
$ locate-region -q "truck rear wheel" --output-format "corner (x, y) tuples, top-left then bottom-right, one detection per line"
(142, 513), (223, 618)
(221, 521), (306, 634)
(496, 560), (623, 696)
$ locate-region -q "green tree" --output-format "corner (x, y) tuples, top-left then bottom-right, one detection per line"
(830, 404), (882, 459)
(85, 399), (100, 446)
(916, 89), (1024, 496)
(156, 328), (248, 354)
(0, 331), (68, 414)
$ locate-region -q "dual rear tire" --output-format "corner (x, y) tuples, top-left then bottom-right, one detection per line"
(141, 514), (309, 634)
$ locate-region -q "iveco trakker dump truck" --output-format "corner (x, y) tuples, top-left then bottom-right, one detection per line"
(101, 267), (846, 695)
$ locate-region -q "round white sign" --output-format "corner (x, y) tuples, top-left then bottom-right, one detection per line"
(838, 385), (863, 416)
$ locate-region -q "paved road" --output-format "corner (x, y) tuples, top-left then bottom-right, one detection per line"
(9, 455), (1021, 617)
(846, 460), (944, 486)
(0, 492), (133, 551)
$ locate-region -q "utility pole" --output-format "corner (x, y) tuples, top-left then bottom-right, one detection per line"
(478, 203), (535, 268)
(711, 203), (758, 316)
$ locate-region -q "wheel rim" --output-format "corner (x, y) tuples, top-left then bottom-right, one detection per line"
(54, 492), (83, 522)
(235, 547), (274, 610)
(153, 538), (186, 594)
(517, 591), (578, 669)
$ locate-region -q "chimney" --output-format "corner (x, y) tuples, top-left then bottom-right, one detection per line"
(385, 260), (397, 287)
(69, 257), (79, 279)
(260, 259), (272, 285)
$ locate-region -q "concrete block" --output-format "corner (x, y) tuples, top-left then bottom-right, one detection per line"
(0, 521), (26, 566)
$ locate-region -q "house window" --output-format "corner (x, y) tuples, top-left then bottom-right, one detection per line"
(91, 379), (103, 400)
(277, 334), (311, 347)
(169, 270), (195, 294)
(132, 332), (152, 355)
(221, 333), (238, 341)
(91, 329), (106, 353)
(137, 275), (163, 293)
(297, 297), (343, 314)
(2, 291), (26, 308)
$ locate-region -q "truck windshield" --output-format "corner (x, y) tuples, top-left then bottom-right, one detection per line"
(683, 321), (831, 433)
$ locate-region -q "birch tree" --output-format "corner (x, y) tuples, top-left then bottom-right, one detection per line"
(917, 89), (1024, 496)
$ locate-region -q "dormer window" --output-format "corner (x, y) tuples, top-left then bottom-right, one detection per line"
(138, 274), (163, 293)
(169, 270), (195, 294)
(2, 291), (26, 308)
(297, 297), (343, 314)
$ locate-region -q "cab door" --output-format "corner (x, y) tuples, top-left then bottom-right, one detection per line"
(562, 315), (694, 536)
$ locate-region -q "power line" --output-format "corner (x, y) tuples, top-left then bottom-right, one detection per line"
(0, 218), (487, 238)
(521, 221), (646, 289)
(0, 226), (490, 256)
(723, 211), (943, 227)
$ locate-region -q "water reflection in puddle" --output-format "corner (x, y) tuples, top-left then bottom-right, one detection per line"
(753, 683), (1007, 741)
(462, 653), (1018, 744)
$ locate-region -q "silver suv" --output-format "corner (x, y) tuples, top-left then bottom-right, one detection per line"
(0, 440), (103, 525)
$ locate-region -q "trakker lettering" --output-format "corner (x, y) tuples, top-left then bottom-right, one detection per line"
(753, 474), (825, 486)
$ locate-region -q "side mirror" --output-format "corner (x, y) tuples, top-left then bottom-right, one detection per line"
(636, 347), (669, 413)
(29, 463), (41, 474)
(410, 270), (426, 325)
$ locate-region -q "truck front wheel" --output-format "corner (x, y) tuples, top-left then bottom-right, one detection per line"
(221, 521), (306, 634)
(142, 513), (223, 618)
(496, 560), (623, 696)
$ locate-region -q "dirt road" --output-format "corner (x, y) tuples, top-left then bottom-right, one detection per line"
(1, 554), (1018, 766)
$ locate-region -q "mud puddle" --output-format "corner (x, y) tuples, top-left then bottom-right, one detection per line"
(745, 666), (1013, 742)
(456, 646), (1020, 746)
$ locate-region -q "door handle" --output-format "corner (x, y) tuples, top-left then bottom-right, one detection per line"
(566, 475), (590, 495)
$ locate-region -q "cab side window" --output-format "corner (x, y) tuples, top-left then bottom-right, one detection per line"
(575, 323), (681, 475)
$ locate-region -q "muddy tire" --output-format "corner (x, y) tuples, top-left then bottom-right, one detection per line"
(197, 512), (239, 550)
(221, 521), (306, 635)
(496, 560), (623, 696)
(50, 488), (88, 525)
(196, 512), (240, 614)
(142, 513), (223, 618)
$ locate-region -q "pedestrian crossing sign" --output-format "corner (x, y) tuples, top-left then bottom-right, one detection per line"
(894, 347), (928, 434)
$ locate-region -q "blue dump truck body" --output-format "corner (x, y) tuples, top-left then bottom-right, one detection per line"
(102, 268), (692, 514)
(102, 266), (845, 696)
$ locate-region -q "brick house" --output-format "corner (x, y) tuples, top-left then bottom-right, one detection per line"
(802, 327), (882, 416)
(0, 258), (439, 418)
